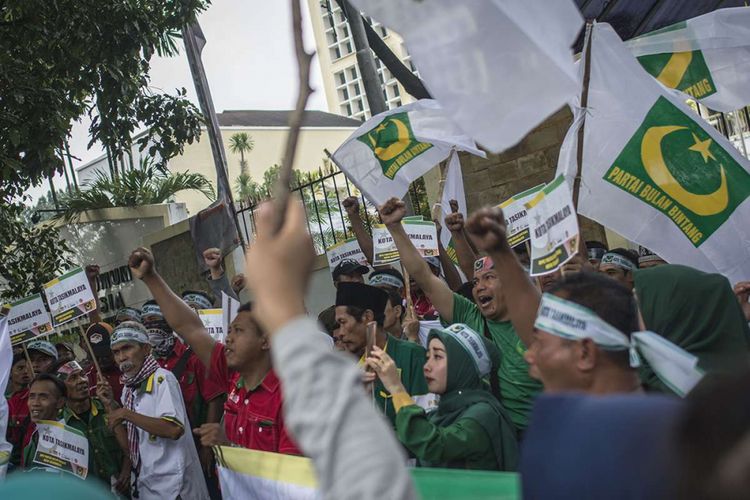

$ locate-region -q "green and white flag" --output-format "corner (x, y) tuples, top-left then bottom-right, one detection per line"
(557, 23), (750, 284)
(351, 0), (582, 153)
(627, 7), (750, 112)
(438, 150), (466, 274)
(332, 100), (484, 206)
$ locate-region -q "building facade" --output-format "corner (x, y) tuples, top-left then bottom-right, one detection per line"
(306, 0), (417, 120)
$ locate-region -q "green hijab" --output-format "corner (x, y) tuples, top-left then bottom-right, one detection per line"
(427, 325), (519, 471)
(635, 264), (750, 393)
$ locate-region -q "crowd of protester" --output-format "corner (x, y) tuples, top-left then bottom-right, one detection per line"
(3, 195), (750, 500)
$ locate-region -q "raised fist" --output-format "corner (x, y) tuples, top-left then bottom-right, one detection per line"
(465, 207), (509, 253)
(444, 212), (465, 234)
(202, 247), (222, 272)
(378, 198), (406, 227)
(128, 247), (155, 280)
(231, 274), (246, 294)
(449, 199), (460, 213)
(342, 196), (360, 218)
(85, 264), (100, 282)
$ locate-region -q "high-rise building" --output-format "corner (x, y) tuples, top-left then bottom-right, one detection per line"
(307, 0), (417, 120)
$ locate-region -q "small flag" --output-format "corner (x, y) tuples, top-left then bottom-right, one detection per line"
(438, 150), (466, 276)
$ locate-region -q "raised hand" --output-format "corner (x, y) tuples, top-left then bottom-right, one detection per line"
(733, 281), (750, 322)
(342, 196), (360, 218)
(465, 207), (510, 253)
(444, 212), (465, 234)
(128, 247), (155, 280)
(202, 248), (223, 272)
(231, 273), (246, 294)
(378, 198), (407, 227)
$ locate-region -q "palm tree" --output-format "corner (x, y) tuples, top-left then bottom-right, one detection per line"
(56, 159), (215, 222)
(228, 132), (255, 175)
(234, 172), (265, 204)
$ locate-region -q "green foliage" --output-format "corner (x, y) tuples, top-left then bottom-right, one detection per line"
(0, 0), (210, 201)
(0, 203), (74, 301)
(57, 159), (215, 221)
(228, 132), (255, 175)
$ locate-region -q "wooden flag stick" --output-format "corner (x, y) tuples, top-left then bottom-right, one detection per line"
(22, 344), (35, 378)
(271, 0), (314, 234)
(79, 323), (102, 378)
(402, 264), (415, 316)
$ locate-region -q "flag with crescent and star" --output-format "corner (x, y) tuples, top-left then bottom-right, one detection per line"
(333, 100), (485, 206)
(557, 23), (750, 284)
(626, 7), (750, 113)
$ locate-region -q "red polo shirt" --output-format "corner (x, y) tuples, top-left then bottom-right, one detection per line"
(158, 341), (225, 427)
(208, 343), (299, 454)
(7, 389), (30, 466)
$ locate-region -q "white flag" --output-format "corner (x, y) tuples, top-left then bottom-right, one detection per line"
(557, 23), (750, 284)
(438, 151), (466, 275)
(332, 100), (483, 206)
(350, 0), (582, 153)
(627, 7), (750, 112)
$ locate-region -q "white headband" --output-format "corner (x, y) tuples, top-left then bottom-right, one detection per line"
(600, 252), (636, 271)
(534, 293), (703, 397)
(369, 273), (404, 290)
(443, 323), (491, 378)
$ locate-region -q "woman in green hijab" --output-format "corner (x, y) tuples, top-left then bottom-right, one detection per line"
(367, 323), (519, 471)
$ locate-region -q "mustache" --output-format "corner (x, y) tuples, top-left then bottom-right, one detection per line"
(119, 361), (136, 372)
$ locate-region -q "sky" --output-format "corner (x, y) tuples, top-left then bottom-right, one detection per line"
(29, 0), (329, 202)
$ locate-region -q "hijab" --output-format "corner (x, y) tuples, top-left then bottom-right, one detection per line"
(427, 325), (519, 471)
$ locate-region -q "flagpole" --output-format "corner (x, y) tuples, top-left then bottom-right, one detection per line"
(572, 21), (594, 210)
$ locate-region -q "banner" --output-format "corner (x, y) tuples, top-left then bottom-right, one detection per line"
(33, 420), (89, 479)
(221, 292), (240, 344)
(557, 23), (750, 284)
(198, 309), (224, 342)
(351, 0), (582, 153)
(5, 294), (53, 345)
(527, 176), (579, 276)
(216, 446), (520, 500)
(438, 151), (466, 276)
(627, 7), (750, 112)
(499, 184), (546, 248)
(43, 268), (97, 327)
(332, 100), (484, 206)
(372, 219), (439, 267)
(325, 238), (368, 271)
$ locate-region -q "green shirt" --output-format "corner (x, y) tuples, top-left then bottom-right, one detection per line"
(396, 404), (498, 470)
(372, 337), (429, 425)
(448, 294), (541, 430)
(63, 398), (124, 483)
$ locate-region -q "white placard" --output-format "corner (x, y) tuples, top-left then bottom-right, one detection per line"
(43, 268), (97, 326)
(199, 308), (225, 342)
(325, 237), (368, 270)
(5, 293), (54, 345)
(221, 292), (240, 344)
(372, 219), (439, 267)
(527, 176), (580, 276)
(499, 184), (546, 248)
(34, 420), (89, 479)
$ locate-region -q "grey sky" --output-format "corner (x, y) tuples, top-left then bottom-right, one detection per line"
(31, 0), (328, 201)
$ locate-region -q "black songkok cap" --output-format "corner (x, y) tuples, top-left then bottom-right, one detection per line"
(335, 282), (388, 323)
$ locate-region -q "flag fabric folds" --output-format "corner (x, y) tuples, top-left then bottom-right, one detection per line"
(557, 23), (750, 284)
(332, 100), (484, 206)
(627, 7), (750, 112)
(350, 0), (583, 153)
(438, 150), (467, 276)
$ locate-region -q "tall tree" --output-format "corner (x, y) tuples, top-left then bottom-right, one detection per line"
(228, 132), (255, 175)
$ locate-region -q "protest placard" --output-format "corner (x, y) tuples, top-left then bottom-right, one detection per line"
(372, 219), (439, 267)
(325, 237), (368, 270)
(5, 294), (54, 345)
(527, 176), (580, 276)
(199, 308), (225, 342)
(34, 420), (89, 479)
(222, 292), (240, 344)
(499, 184), (546, 248)
(43, 268), (97, 326)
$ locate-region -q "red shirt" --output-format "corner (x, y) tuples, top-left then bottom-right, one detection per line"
(157, 341), (225, 426)
(7, 389), (30, 463)
(208, 343), (299, 454)
(87, 366), (124, 403)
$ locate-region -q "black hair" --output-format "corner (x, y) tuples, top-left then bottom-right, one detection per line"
(317, 306), (338, 336)
(345, 305), (384, 327)
(30, 373), (67, 398)
(548, 271), (639, 368)
(385, 289), (406, 322)
(608, 247), (640, 270)
(12, 353), (27, 367)
(586, 240), (609, 251)
(234, 301), (264, 336)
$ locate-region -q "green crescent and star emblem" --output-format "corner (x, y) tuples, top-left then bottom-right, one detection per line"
(357, 111), (433, 180)
(604, 96), (750, 247)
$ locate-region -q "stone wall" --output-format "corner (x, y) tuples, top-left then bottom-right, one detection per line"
(458, 106), (607, 243)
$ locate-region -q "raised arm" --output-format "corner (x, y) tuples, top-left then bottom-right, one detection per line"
(128, 247), (215, 367)
(343, 196), (375, 266)
(444, 210), (477, 281)
(379, 198), (456, 323)
(203, 247), (240, 302)
(466, 207), (539, 347)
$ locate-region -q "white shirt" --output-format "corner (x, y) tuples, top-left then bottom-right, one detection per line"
(125, 367), (208, 500)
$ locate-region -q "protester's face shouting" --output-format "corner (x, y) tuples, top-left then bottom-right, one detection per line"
(11, 360), (31, 389)
(29, 352), (55, 375)
(524, 328), (582, 392)
(424, 338), (447, 394)
(63, 369), (90, 402)
(28, 380), (65, 422)
(225, 311), (267, 370)
(335, 306), (367, 357)
(111, 342), (150, 378)
(471, 269), (506, 320)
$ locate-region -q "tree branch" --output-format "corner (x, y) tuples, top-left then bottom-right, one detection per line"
(272, 0), (314, 233)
